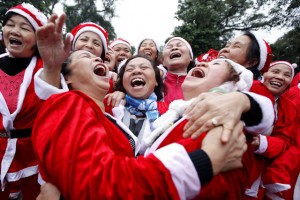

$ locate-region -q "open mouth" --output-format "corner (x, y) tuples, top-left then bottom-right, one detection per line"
(131, 78), (145, 87)
(93, 65), (107, 76)
(170, 52), (181, 59)
(144, 51), (152, 57)
(270, 81), (282, 87)
(9, 38), (22, 45)
(191, 68), (205, 78)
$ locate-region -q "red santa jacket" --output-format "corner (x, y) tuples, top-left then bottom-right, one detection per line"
(0, 55), (44, 188)
(32, 91), (202, 200)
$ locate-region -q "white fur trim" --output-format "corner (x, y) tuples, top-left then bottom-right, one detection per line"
(1, 139), (17, 191)
(157, 64), (167, 80)
(294, 173), (300, 199)
(38, 173), (45, 185)
(71, 26), (108, 53)
(34, 69), (69, 100)
(245, 174), (262, 197)
(253, 33), (267, 71)
(270, 61), (296, 78)
(164, 37), (193, 59)
(6, 165), (38, 182)
(110, 39), (131, 49)
(153, 143), (200, 199)
(7, 3), (47, 30)
(254, 135), (268, 154)
(144, 117), (186, 156)
(243, 91), (274, 135)
(117, 59), (127, 74)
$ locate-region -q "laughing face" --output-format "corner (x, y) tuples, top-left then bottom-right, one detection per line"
(74, 31), (103, 57)
(218, 35), (253, 68)
(3, 14), (36, 58)
(263, 63), (293, 96)
(122, 57), (157, 99)
(162, 39), (191, 73)
(182, 59), (232, 100)
(138, 39), (158, 61)
(64, 50), (110, 100)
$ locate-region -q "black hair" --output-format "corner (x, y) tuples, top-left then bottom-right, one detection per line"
(242, 31), (262, 80)
(114, 54), (165, 100)
(138, 39), (161, 66)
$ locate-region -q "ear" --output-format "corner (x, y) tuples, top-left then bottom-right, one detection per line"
(248, 58), (259, 68)
(155, 82), (158, 86)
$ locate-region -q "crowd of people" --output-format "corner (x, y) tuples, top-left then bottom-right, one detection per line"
(0, 2), (299, 200)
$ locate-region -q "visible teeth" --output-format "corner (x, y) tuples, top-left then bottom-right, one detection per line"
(170, 52), (181, 59)
(270, 81), (281, 87)
(131, 78), (145, 87)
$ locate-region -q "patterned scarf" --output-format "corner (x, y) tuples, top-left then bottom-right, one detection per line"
(125, 93), (159, 122)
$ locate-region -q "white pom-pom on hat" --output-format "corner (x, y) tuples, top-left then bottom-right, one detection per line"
(6, 3), (47, 30)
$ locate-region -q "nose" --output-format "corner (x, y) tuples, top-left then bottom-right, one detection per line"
(196, 62), (208, 68)
(93, 57), (103, 63)
(132, 67), (142, 74)
(10, 26), (21, 36)
(85, 41), (93, 49)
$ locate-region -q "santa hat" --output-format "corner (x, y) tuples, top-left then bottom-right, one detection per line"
(269, 61), (297, 78)
(195, 48), (219, 64)
(69, 22), (108, 54)
(6, 3), (47, 31)
(109, 38), (131, 50)
(164, 37), (193, 59)
(252, 33), (273, 73)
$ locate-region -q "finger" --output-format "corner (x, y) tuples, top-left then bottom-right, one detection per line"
(48, 13), (58, 24)
(220, 120), (236, 143)
(56, 13), (66, 33)
(64, 34), (72, 54)
(105, 95), (112, 106)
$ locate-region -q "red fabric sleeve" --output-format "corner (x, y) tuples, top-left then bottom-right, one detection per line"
(32, 91), (180, 200)
(262, 96), (297, 158)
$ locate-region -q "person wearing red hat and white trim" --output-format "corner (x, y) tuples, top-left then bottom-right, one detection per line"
(162, 36), (195, 103)
(110, 38), (132, 69)
(257, 61), (300, 200)
(0, 3), (68, 200)
(218, 31), (273, 81)
(68, 22), (108, 60)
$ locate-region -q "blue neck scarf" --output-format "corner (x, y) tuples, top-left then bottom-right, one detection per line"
(125, 93), (159, 122)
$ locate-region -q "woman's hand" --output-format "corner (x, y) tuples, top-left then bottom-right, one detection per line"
(201, 121), (247, 175)
(36, 13), (72, 88)
(37, 183), (61, 200)
(183, 92), (250, 142)
(105, 91), (126, 107)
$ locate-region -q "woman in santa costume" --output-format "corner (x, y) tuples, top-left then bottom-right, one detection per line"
(259, 61), (300, 199)
(0, 3), (69, 199)
(31, 15), (249, 199)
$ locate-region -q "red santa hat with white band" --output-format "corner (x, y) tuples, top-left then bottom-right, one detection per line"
(6, 3), (47, 31)
(252, 33), (273, 73)
(269, 61), (297, 78)
(164, 37), (193, 59)
(109, 38), (131, 50)
(69, 22), (109, 54)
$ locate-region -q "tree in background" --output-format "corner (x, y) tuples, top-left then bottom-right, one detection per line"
(0, 0), (117, 41)
(172, 0), (300, 59)
(0, 0), (59, 28)
(271, 27), (300, 67)
(64, 0), (117, 40)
